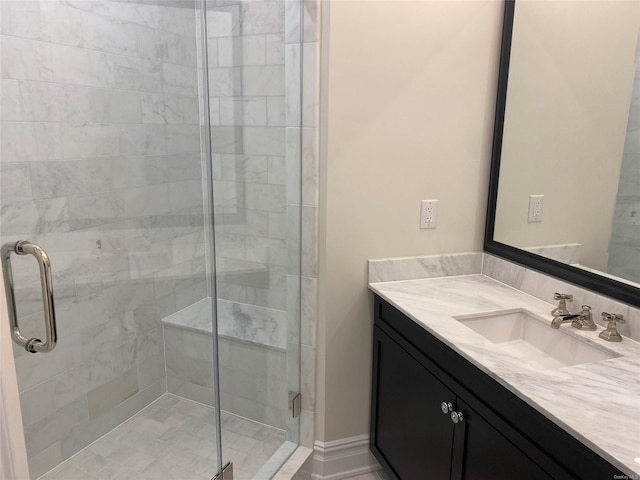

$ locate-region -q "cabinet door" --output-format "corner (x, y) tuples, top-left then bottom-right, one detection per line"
(451, 399), (554, 480)
(371, 326), (455, 479)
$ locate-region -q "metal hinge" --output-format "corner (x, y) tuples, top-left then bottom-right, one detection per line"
(289, 391), (302, 418)
(212, 462), (233, 480)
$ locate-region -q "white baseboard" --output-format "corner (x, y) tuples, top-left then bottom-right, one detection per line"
(310, 435), (381, 480)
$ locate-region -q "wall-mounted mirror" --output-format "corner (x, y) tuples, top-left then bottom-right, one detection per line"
(485, 0), (640, 307)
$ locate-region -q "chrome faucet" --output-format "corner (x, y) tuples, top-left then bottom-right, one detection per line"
(550, 295), (599, 332)
(550, 293), (578, 328)
(599, 312), (625, 342)
(551, 293), (573, 316)
(551, 312), (580, 329)
(571, 305), (597, 331)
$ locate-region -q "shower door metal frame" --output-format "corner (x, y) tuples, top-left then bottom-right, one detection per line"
(196, 0), (225, 475)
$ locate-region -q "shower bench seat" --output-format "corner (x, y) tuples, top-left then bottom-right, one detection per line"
(161, 298), (290, 431)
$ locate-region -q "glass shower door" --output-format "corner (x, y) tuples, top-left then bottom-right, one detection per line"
(0, 1), (222, 478)
(205, 0), (302, 477)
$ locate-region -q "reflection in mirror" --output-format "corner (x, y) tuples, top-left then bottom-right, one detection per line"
(494, 0), (640, 286)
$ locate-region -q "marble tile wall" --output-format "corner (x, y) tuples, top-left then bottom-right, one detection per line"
(297, 0), (320, 449)
(163, 323), (288, 430)
(0, 0), (208, 475)
(608, 33), (640, 284)
(204, 0), (310, 445)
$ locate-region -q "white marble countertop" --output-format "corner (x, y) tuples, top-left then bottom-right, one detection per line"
(369, 274), (640, 476)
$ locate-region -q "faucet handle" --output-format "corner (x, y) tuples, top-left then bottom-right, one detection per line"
(599, 312), (625, 342)
(571, 305), (596, 331)
(551, 293), (573, 316)
(554, 293), (573, 301)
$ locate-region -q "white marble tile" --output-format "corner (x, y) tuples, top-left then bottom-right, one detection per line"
(219, 299), (287, 350)
(51, 44), (113, 88)
(246, 236), (288, 266)
(162, 297), (287, 350)
(208, 66), (241, 97)
(207, 8), (240, 39)
(268, 96), (286, 126)
(286, 127), (302, 205)
(0, 197), (70, 237)
(137, 25), (197, 67)
(284, 0), (301, 44)
(241, 1), (284, 35)
(300, 276), (316, 347)
(0, 35), (54, 82)
(163, 63), (198, 96)
(246, 183), (286, 212)
(2, 0), (84, 48)
(119, 124), (166, 156)
(68, 191), (125, 230)
(219, 97), (267, 126)
(1, 122), (62, 162)
(301, 42), (318, 128)
(220, 154), (268, 183)
(218, 35), (267, 67)
(169, 179), (203, 211)
(29, 158), (113, 199)
(4, 80), (92, 123)
(165, 125), (200, 155)
(0, 78), (20, 120)
(302, 0), (319, 43)
(123, 184), (170, 218)
(83, 12), (138, 55)
(243, 65), (285, 96)
(269, 211), (288, 239)
(211, 126), (243, 154)
(301, 127), (318, 206)
(91, 90), (142, 124)
(300, 206), (317, 278)
(244, 126), (286, 156)
(268, 156), (287, 185)
(266, 34), (285, 65)
(112, 56), (163, 93)
(285, 44), (301, 127)
(0, 163), (32, 205)
(368, 252), (483, 283)
(61, 123), (119, 158)
(163, 94), (200, 125)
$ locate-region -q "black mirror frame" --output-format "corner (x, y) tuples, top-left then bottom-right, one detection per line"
(484, 0), (640, 308)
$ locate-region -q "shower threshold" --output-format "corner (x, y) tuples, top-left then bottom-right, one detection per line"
(38, 394), (289, 480)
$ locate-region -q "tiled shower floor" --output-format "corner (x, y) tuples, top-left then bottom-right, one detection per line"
(39, 394), (287, 480)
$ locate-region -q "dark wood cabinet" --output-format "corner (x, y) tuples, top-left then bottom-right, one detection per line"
(373, 326), (455, 479)
(370, 295), (624, 480)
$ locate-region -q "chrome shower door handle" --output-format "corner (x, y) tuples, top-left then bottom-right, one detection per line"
(1, 240), (57, 353)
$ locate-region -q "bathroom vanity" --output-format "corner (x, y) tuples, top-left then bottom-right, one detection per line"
(368, 275), (639, 480)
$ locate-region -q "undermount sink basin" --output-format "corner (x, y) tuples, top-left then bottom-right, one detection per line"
(453, 309), (620, 371)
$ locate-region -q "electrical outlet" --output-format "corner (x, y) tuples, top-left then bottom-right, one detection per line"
(420, 200), (438, 229)
(528, 195), (543, 223)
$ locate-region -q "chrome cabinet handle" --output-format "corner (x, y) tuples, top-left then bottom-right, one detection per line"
(441, 402), (453, 414)
(451, 411), (464, 424)
(1, 240), (57, 353)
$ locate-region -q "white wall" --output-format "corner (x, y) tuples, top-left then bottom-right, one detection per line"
(316, 0), (503, 443)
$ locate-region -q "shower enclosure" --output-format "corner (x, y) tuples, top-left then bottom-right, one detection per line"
(0, 0), (302, 478)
